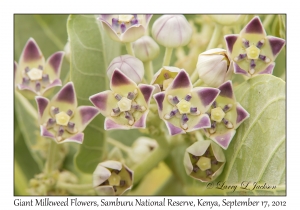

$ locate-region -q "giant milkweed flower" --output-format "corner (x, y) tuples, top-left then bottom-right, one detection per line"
(98, 15), (152, 43)
(93, 160), (133, 196)
(90, 69), (154, 130)
(203, 81), (250, 149)
(36, 82), (99, 144)
(184, 140), (225, 182)
(14, 38), (64, 96)
(153, 70), (220, 136)
(225, 16), (285, 77)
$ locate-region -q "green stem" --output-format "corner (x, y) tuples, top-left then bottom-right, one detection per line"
(206, 23), (222, 50)
(190, 70), (199, 84)
(193, 78), (204, 87)
(56, 182), (95, 195)
(162, 47), (173, 66)
(45, 140), (58, 174)
(263, 15), (275, 29)
(125, 42), (135, 56)
(144, 61), (153, 83)
(107, 138), (132, 154)
(132, 145), (170, 184)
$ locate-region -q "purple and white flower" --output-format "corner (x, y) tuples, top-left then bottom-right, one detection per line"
(203, 81), (250, 149)
(90, 69), (154, 130)
(36, 82), (99, 144)
(98, 15), (152, 43)
(15, 38), (64, 96)
(153, 70), (220, 136)
(93, 160), (133, 196)
(225, 16), (285, 77)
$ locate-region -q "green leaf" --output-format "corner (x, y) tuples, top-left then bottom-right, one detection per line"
(213, 75), (286, 195)
(14, 91), (45, 171)
(67, 15), (121, 173)
(14, 15), (70, 86)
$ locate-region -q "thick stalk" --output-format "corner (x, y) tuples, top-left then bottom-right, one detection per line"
(144, 61), (153, 83)
(206, 23), (222, 50)
(263, 15), (275, 29)
(45, 140), (58, 174)
(107, 138), (132, 154)
(56, 182), (95, 195)
(162, 47), (173, 66)
(190, 70), (199, 84)
(125, 42), (135, 56)
(132, 145), (169, 184)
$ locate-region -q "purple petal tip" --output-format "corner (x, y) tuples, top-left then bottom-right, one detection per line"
(23, 38), (42, 62)
(268, 37), (285, 57)
(80, 106), (99, 125)
(170, 70), (191, 89)
(193, 114), (211, 129)
(55, 82), (76, 104)
(225, 35), (238, 53)
(197, 88), (220, 107)
(218, 81), (234, 99)
(244, 16), (264, 34)
(153, 92), (165, 113)
(236, 104), (249, 125)
(48, 52), (64, 75)
(89, 92), (108, 112)
(111, 69), (132, 87)
(36, 96), (49, 118)
(139, 84), (154, 104)
(166, 122), (185, 136)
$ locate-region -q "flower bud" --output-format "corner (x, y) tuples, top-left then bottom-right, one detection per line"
(152, 15), (192, 48)
(129, 137), (158, 163)
(209, 15), (246, 26)
(196, 48), (233, 87)
(93, 160), (133, 195)
(107, 55), (144, 84)
(183, 140), (225, 182)
(132, 36), (160, 62)
(151, 66), (181, 91)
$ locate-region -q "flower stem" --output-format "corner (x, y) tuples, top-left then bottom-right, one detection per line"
(107, 138), (132, 154)
(125, 42), (135, 56)
(144, 61), (153, 83)
(190, 70), (199, 84)
(56, 182), (95, 195)
(45, 140), (58, 175)
(132, 145), (170, 184)
(193, 78), (204, 87)
(162, 47), (173, 66)
(206, 23), (222, 50)
(263, 15), (275, 29)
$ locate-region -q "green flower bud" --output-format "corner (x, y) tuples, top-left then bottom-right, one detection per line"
(184, 140), (225, 182)
(133, 36), (160, 62)
(93, 160), (133, 196)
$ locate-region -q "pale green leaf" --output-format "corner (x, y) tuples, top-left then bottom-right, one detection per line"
(211, 74), (286, 195)
(67, 15), (121, 173)
(14, 91), (44, 170)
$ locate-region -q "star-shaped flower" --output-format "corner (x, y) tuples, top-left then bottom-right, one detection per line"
(98, 15), (152, 43)
(93, 160), (133, 196)
(153, 70), (220, 135)
(225, 16), (285, 77)
(203, 81), (250, 149)
(36, 82), (99, 144)
(90, 69), (154, 130)
(15, 38), (64, 96)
